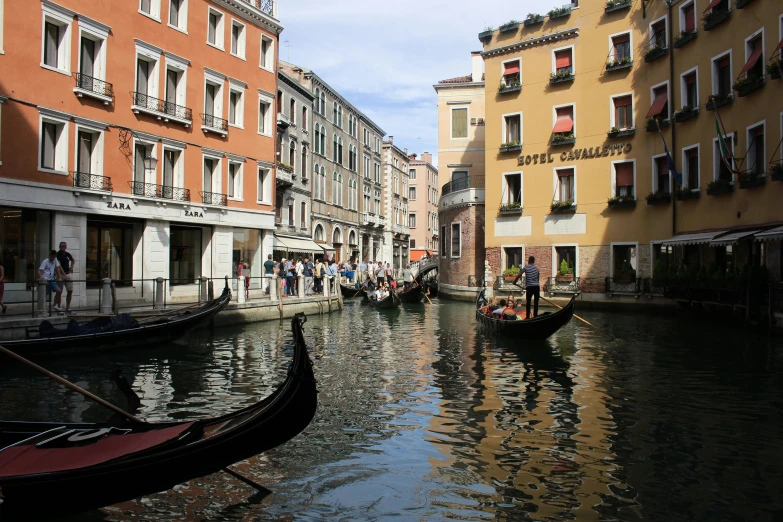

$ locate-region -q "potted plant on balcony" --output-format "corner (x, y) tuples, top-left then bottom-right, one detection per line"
(702, 8), (730, 31)
(499, 20), (520, 32)
(548, 6), (571, 19)
(738, 169), (766, 189)
(478, 26), (494, 41)
(607, 195), (637, 208)
(499, 79), (522, 93)
(503, 265), (520, 282)
(771, 161), (783, 181)
(646, 191), (671, 205)
(706, 93), (733, 110)
(524, 13), (544, 26)
(277, 161), (293, 172)
(550, 199), (576, 212)
(768, 62), (783, 80)
(675, 186), (700, 200)
(644, 44), (667, 62)
(707, 178), (733, 195)
(551, 132), (575, 145)
(606, 56), (633, 71)
(646, 117), (670, 132)
(733, 74), (765, 97)
(550, 69), (575, 83)
(673, 105), (699, 123)
(605, 0), (632, 13)
(499, 202), (522, 214)
(673, 30), (697, 48)
(556, 259), (574, 282)
(499, 140), (522, 152)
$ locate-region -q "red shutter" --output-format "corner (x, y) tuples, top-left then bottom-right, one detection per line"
(555, 50), (572, 68)
(646, 91), (668, 118)
(717, 55), (730, 68)
(552, 107), (574, 133)
(504, 61), (520, 75)
(652, 20), (665, 34)
(685, 73), (697, 85)
(613, 33), (630, 44)
(615, 163), (634, 186)
(614, 95), (632, 108)
(683, 4), (695, 32)
(704, 0), (722, 10)
(557, 168), (574, 177)
(739, 46), (763, 76)
(656, 156), (669, 174)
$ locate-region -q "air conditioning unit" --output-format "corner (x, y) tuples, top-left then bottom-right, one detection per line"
(470, 118), (477, 124)
(477, 118), (485, 126)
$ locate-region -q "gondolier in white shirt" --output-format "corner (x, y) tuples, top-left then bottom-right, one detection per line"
(514, 255), (540, 319)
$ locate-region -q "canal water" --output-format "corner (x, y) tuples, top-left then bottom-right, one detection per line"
(1, 300), (782, 521)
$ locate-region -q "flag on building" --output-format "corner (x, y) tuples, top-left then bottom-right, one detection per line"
(656, 123), (682, 184)
(715, 115), (735, 175)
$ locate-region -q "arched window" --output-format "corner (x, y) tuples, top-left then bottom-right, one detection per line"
(338, 106), (343, 128)
(313, 124), (320, 154)
(301, 146), (307, 179)
(313, 163), (320, 198)
(320, 92), (325, 115)
(320, 166), (326, 201)
(332, 172), (339, 204)
(289, 141), (296, 169)
(314, 88), (320, 111)
(333, 227), (342, 244)
(333, 102), (338, 124)
(314, 223), (325, 242)
(337, 137), (343, 165)
(349, 230), (357, 246)
(320, 127), (325, 155)
(333, 134), (338, 163)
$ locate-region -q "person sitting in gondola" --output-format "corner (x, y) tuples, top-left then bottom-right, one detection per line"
(501, 298), (518, 320)
(378, 285), (389, 301)
(490, 299), (507, 317)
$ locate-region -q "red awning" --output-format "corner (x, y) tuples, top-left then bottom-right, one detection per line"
(646, 92), (668, 118)
(685, 72), (697, 84)
(704, 0), (722, 11)
(557, 168), (574, 177)
(776, 37), (783, 52)
(739, 47), (763, 76)
(615, 163), (634, 186)
(504, 62), (520, 75)
(555, 50), (572, 68)
(552, 108), (574, 133)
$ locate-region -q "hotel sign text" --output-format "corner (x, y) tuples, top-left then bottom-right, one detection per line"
(517, 143), (632, 166)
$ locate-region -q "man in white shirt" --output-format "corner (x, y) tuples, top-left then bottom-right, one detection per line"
(39, 250), (65, 311)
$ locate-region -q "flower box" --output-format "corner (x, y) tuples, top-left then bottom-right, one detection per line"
(606, 59), (633, 72)
(771, 163), (783, 181)
(673, 31), (697, 48)
(498, 83), (522, 94)
(605, 0), (632, 13)
(551, 133), (575, 146)
(499, 21), (520, 32)
(550, 201), (576, 213)
(607, 128), (636, 138)
(646, 118), (670, 132)
(769, 62), (782, 80)
(644, 46), (667, 63)
(550, 72), (575, 84)
(607, 197), (637, 209)
(736, 0), (753, 9)
(548, 7), (572, 19)
(276, 161), (293, 173)
(734, 76), (765, 97)
(504, 275), (518, 282)
(673, 107), (699, 123)
(703, 9), (731, 31)
(706, 94), (733, 111)
(478, 29), (493, 41)
(676, 188), (700, 201)
(499, 142), (523, 153)
(556, 274), (575, 283)
(499, 205), (523, 215)
(646, 192), (671, 205)
(707, 180), (733, 196)
(739, 172), (766, 189)
(523, 15), (544, 26)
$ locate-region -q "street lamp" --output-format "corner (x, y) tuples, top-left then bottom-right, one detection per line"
(143, 154), (158, 172)
(286, 194), (295, 206)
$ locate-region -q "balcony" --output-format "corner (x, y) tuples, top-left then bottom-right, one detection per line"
(363, 212), (378, 226)
(706, 93), (733, 111)
(441, 174), (485, 196)
(276, 165), (293, 185)
(607, 127), (636, 138)
(548, 7), (571, 20)
(738, 170), (766, 189)
(644, 44), (667, 63)
(241, 0), (278, 17)
(771, 161), (783, 182)
(733, 75), (765, 98)
(607, 196), (637, 209)
(523, 14), (544, 26)
(73, 74), (113, 105)
(277, 112), (293, 129)
(703, 8), (731, 31)
(131, 92), (193, 127)
(706, 179), (733, 196)
(377, 215), (387, 228)
(201, 113), (228, 136)
(604, 0), (632, 14)
(646, 118), (670, 132)
(549, 70), (575, 84)
(645, 191), (671, 205)
(550, 200), (577, 213)
(499, 141), (522, 153)
(128, 181), (191, 202)
(72, 172), (112, 193)
(393, 224), (408, 236)
(498, 82), (522, 94)
(673, 107), (699, 123)
(201, 191), (228, 206)
(606, 58), (633, 72)
(673, 30), (697, 49)
(551, 132), (576, 146)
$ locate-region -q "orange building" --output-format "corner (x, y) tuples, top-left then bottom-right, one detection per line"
(0, 0), (282, 309)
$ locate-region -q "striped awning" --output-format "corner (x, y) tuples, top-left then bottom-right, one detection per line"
(710, 229), (760, 246)
(755, 225), (783, 242)
(662, 231), (727, 246)
(273, 234), (324, 254)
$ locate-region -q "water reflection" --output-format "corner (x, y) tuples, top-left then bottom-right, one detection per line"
(1, 301), (782, 521)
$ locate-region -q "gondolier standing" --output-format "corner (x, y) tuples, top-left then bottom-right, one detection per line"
(514, 256), (540, 319)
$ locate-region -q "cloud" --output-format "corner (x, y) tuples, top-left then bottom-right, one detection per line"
(278, 0), (563, 167)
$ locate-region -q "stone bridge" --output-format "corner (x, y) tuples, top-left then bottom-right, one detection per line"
(410, 255), (439, 280)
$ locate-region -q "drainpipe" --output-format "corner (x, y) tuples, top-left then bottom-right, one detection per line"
(668, 1), (677, 236)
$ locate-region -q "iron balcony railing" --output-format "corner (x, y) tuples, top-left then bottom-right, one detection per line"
(441, 174), (485, 196)
(131, 92), (193, 121)
(201, 191), (228, 206)
(74, 73), (113, 98)
(128, 181), (190, 202)
(244, 0), (275, 15)
(72, 171), (112, 192)
(201, 113), (229, 132)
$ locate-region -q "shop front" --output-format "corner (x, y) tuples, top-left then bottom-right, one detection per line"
(0, 206), (51, 303)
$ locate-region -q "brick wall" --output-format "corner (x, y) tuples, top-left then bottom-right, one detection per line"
(439, 204), (485, 286)
(580, 245), (610, 293)
(525, 246), (553, 288)
(486, 247), (501, 282)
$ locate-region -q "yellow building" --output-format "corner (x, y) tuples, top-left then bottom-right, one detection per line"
(472, 0), (782, 297)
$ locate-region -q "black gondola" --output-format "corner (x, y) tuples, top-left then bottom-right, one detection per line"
(339, 283), (366, 299)
(476, 295), (576, 340)
(398, 284), (424, 303)
(0, 282), (232, 357)
(0, 313), (318, 521)
(367, 290), (401, 309)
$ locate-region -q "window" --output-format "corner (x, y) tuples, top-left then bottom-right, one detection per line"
(681, 70), (698, 109)
(203, 71), (224, 126)
(207, 8), (224, 49)
(554, 246), (577, 277)
(364, 191), (371, 212)
(374, 163), (380, 183)
(504, 247), (524, 272)
(338, 106), (343, 128)
(228, 161), (242, 199)
(410, 239), (416, 249)
(647, 83), (669, 121)
(302, 106), (308, 132)
(611, 33), (631, 61)
(713, 53), (732, 97)
(706, 0), (729, 15)
(552, 105), (574, 137)
(679, 0), (695, 33)
(349, 145), (357, 171)
(714, 134), (735, 181)
(168, 0), (187, 31)
(203, 155), (221, 194)
(746, 124), (765, 174)
(649, 17), (667, 50)
(451, 107), (468, 139)
(450, 223), (461, 258)
(502, 59), (521, 86)
(409, 187), (417, 200)
(87, 219), (133, 285)
(314, 224), (325, 242)
(288, 141), (295, 170)
(612, 244), (637, 279)
(319, 92), (325, 115)
(653, 155), (671, 194)
(503, 114), (521, 145)
(409, 168), (416, 180)
(301, 147), (307, 179)
(169, 226), (201, 285)
(319, 166), (326, 201)
(332, 102), (338, 125)
(612, 95), (633, 129)
(132, 141), (154, 188)
(230, 20), (245, 59)
(75, 19), (110, 100)
(683, 146), (700, 189)
(288, 198), (295, 226)
(228, 85), (244, 127)
(332, 172), (342, 206)
(161, 147), (183, 196)
(440, 226), (447, 256)
(258, 94), (272, 135)
(313, 163), (321, 199)
(73, 121), (105, 183)
(42, 3), (73, 74)
(739, 33), (764, 82)
(260, 36), (274, 70)
(612, 161), (635, 198)
(38, 109), (69, 174)
(504, 173), (522, 205)
(555, 168), (575, 203)
(554, 48), (573, 75)
(139, 0), (161, 19)
(300, 202), (307, 228)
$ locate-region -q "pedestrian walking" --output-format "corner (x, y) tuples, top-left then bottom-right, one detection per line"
(39, 250), (65, 311)
(304, 257), (314, 296)
(263, 254), (275, 294)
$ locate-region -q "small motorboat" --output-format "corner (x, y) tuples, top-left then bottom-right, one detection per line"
(476, 295), (576, 340)
(0, 313), (318, 521)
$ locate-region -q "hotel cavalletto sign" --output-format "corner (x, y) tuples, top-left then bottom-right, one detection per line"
(517, 143), (632, 166)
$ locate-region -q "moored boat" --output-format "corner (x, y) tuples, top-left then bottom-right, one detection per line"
(476, 295), (575, 340)
(368, 290), (401, 309)
(0, 313), (318, 521)
(339, 283), (366, 299)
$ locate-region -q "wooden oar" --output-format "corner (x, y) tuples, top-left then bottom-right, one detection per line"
(0, 344), (146, 424)
(423, 287), (433, 305)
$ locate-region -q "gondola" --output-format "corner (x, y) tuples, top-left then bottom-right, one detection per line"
(339, 283), (366, 299)
(398, 283), (424, 303)
(368, 290), (401, 309)
(476, 295), (576, 340)
(0, 313), (318, 521)
(0, 281), (232, 357)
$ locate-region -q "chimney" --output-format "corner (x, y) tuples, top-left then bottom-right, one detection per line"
(408, 153), (417, 160)
(404, 148), (408, 156)
(471, 52), (483, 83)
(388, 136), (394, 144)
(422, 152), (433, 164)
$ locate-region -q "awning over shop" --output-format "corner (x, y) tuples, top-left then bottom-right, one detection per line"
(710, 229), (760, 246)
(755, 225), (783, 242)
(662, 231), (727, 246)
(273, 234), (324, 254)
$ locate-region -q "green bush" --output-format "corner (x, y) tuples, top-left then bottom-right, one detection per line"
(503, 265), (520, 277)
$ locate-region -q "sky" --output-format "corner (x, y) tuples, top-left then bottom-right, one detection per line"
(278, 0), (563, 168)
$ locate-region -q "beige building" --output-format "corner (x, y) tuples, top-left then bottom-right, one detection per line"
(382, 138), (411, 269)
(433, 52), (487, 298)
(407, 152), (439, 260)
